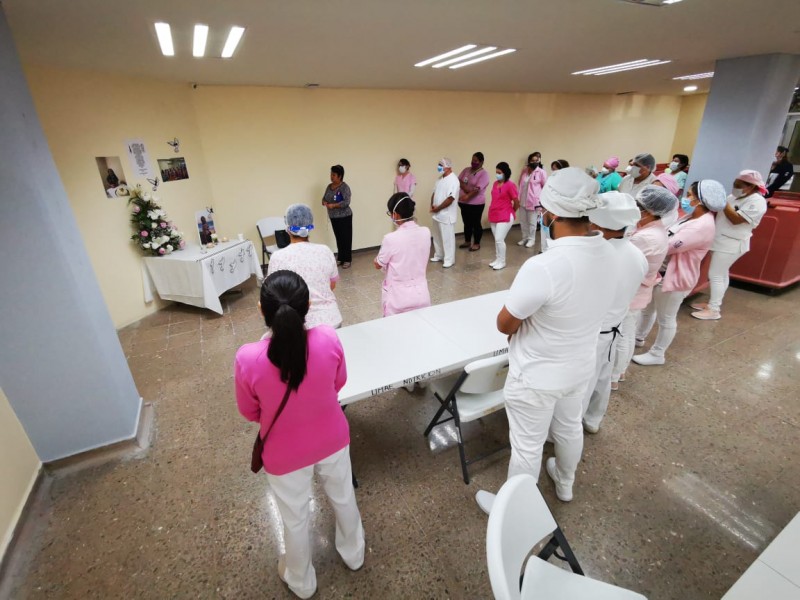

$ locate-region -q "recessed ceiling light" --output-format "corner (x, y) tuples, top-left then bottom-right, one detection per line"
(683, 85), (698, 92)
(449, 48), (516, 70)
(673, 72), (714, 80)
(433, 47), (497, 68)
(572, 59), (671, 76)
(193, 24), (209, 58)
(414, 45), (477, 68)
(154, 22), (174, 57)
(221, 26), (246, 58)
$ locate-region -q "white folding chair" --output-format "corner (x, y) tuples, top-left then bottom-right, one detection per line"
(256, 216), (286, 269)
(423, 354), (510, 484)
(487, 474), (648, 600)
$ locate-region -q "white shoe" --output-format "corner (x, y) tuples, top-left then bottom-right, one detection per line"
(476, 490), (496, 515)
(634, 338), (645, 348)
(488, 260), (498, 268)
(690, 302), (708, 311)
(583, 420), (599, 434)
(632, 352), (665, 366)
(691, 308), (721, 320)
(545, 458), (573, 502)
(430, 256), (443, 263)
(492, 263), (506, 271)
(525, 240), (535, 248)
(442, 262), (454, 269)
(517, 239), (527, 246)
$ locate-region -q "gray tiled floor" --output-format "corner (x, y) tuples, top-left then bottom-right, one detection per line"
(3, 230), (799, 599)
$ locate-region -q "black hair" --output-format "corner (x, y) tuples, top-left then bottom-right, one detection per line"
(777, 146), (789, 153)
(689, 181), (699, 199)
(331, 164), (345, 179)
(387, 192), (415, 220)
(260, 270), (309, 391)
(472, 152), (485, 163)
(398, 158), (410, 168)
(672, 154), (689, 169)
(551, 159), (569, 171)
(529, 152), (542, 162)
(496, 162), (512, 182)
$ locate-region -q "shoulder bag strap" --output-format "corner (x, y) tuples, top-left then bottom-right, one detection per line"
(261, 384), (292, 442)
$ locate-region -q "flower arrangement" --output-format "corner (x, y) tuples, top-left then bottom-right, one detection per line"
(128, 185), (185, 256)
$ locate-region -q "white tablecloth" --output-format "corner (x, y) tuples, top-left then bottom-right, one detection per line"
(141, 240), (262, 314)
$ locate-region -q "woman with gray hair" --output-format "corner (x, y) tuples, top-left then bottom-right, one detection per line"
(267, 204), (343, 329)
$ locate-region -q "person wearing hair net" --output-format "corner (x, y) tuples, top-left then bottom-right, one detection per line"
(611, 185), (676, 388)
(475, 168), (616, 509)
(619, 153), (657, 199)
(374, 193), (432, 317)
(429, 157), (459, 268)
(267, 204), (343, 329)
(691, 170), (768, 320)
(581, 192), (648, 434)
(596, 156), (623, 193)
(633, 180), (725, 366)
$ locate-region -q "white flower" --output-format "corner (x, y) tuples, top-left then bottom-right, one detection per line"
(167, 244), (174, 252)
(152, 195), (161, 203)
(150, 223), (156, 229)
(142, 192), (152, 201)
(142, 242), (150, 249)
(151, 241), (160, 249)
(170, 230), (178, 237)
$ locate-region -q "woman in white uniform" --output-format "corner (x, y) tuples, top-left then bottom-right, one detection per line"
(690, 170), (768, 320)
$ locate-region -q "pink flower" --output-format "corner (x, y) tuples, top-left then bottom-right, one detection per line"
(160, 222), (167, 228)
(158, 247), (166, 255)
(179, 240), (186, 249)
(140, 230), (149, 237)
(132, 205), (141, 214)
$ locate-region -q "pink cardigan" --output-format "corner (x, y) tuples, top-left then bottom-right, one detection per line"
(662, 212), (716, 293)
(517, 167), (547, 210)
(629, 220), (669, 310)
(235, 325), (349, 475)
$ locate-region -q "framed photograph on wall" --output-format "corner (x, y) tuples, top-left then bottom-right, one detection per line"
(157, 157), (189, 182)
(95, 157), (130, 198)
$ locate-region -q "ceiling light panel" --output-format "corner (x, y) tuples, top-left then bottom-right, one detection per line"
(572, 59), (671, 76)
(193, 24), (209, 58)
(221, 26), (246, 58)
(683, 85), (698, 92)
(673, 72), (714, 80)
(154, 22), (174, 56)
(415, 45), (477, 68)
(449, 48), (516, 70)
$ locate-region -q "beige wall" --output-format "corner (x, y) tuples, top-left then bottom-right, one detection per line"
(25, 65), (691, 328)
(0, 387), (40, 562)
(671, 93), (708, 160)
(24, 65), (216, 328)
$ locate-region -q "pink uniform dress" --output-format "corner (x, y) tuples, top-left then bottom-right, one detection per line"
(488, 181), (519, 223)
(394, 172), (417, 196)
(375, 221), (432, 316)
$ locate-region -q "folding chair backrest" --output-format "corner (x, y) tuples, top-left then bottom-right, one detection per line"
(256, 216), (285, 242)
(460, 354), (509, 395)
(486, 474), (558, 600)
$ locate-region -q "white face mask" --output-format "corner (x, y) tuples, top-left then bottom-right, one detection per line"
(600, 167), (610, 175)
(625, 165), (633, 174)
(732, 187), (746, 198)
(629, 166), (641, 178)
(669, 161), (679, 171)
(398, 165), (407, 174)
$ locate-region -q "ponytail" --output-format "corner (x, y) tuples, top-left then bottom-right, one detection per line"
(261, 271), (310, 390)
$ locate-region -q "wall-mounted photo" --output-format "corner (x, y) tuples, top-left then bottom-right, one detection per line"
(96, 156), (130, 198)
(196, 209), (217, 245)
(158, 157), (189, 182)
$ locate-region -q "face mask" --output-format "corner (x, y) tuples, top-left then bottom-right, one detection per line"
(600, 167), (610, 175)
(540, 212), (555, 242)
(669, 161), (679, 171)
(528, 162), (537, 170)
(495, 173), (504, 181)
(437, 165), (444, 174)
(732, 187), (746, 198)
(680, 197), (696, 215)
(625, 165), (633, 174)
(629, 166), (641, 178)
(471, 162), (480, 170)
(398, 165), (407, 174)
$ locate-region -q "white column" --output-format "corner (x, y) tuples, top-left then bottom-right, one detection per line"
(0, 7), (142, 461)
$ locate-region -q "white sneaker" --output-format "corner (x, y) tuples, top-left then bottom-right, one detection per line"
(690, 302), (708, 311)
(476, 490), (496, 515)
(430, 256), (442, 263)
(632, 352), (665, 366)
(691, 308), (721, 320)
(488, 260), (498, 268)
(442, 262), (454, 269)
(545, 458), (573, 502)
(525, 240), (535, 248)
(583, 420), (599, 434)
(517, 239), (527, 246)
(634, 338), (645, 348)
(492, 262), (506, 271)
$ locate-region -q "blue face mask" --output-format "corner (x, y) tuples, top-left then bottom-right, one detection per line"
(540, 212), (554, 243)
(437, 165), (444, 174)
(495, 173), (504, 181)
(680, 197), (696, 215)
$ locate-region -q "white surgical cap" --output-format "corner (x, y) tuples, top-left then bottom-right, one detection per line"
(637, 185), (678, 217)
(439, 157), (453, 169)
(539, 167), (601, 218)
(285, 203), (315, 237)
(633, 153), (656, 172)
(697, 180), (727, 212)
(590, 192), (641, 230)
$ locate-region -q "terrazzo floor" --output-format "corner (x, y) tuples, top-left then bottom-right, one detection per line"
(2, 230), (799, 599)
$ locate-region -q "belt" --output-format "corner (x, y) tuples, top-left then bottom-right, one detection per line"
(599, 324), (622, 361)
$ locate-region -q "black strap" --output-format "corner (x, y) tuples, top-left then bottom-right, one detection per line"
(260, 384), (292, 443)
(599, 325), (622, 361)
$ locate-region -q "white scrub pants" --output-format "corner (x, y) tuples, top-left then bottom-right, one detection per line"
(490, 219), (514, 265)
(431, 220), (456, 267)
(266, 445), (365, 599)
(504, 375), (587, 488)
(583, 332), (616, 430)
(612, 308), (641, 382)
(637, 285), (689, 358)
(518, 208), (538, 245)
(708, 249), (745, 311)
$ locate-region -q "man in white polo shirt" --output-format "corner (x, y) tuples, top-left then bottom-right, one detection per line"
(476, 167), (615, 508)
(581, 192), (648, 435)
(430, 157), (459, 268)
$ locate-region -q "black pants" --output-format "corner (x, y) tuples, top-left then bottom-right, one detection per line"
(330, 215), (353, 263)
(459, 203), (485, 245)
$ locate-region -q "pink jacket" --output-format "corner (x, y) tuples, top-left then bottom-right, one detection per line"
(662, 212), (716, 293)
(629, 220), (669, 310)
(517, 167), (547, 211)
(235, 326), (349, 475)
(376, 221), (432, 316)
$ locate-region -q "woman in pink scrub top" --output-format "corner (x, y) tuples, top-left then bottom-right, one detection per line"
(393, 158), (417, 197)
(374, 193), (432, 316)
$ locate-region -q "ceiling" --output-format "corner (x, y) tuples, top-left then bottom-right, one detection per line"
(4, 0), (800, 96)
